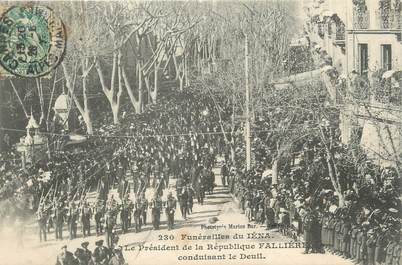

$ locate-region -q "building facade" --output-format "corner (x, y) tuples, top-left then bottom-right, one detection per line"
(303, 0), (402, 167)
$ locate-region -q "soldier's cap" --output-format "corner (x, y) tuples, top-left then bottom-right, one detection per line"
(81, 241), (89, 248)
(61, 245), (67, 249)
(95, 240), (104, 246)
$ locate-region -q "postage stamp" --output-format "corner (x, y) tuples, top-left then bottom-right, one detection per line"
(0, 5), (66, 77)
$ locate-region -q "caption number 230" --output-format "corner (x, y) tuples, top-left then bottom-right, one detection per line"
(158, 234), (175, 241)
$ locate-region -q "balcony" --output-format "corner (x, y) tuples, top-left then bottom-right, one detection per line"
(353, 8), (370, 29)
(375, 9), (402, 30)
(332, 23), (345, 46)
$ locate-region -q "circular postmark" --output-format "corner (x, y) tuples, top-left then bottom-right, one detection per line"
(0, 5), (66, 77)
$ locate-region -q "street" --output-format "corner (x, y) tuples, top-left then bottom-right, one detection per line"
(0, 169), (353, 265)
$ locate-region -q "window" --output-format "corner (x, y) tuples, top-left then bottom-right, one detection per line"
(381, 44), (392, 71)
(358, 44), (368, 77)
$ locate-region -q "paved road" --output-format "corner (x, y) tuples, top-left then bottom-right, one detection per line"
(0, 173), (353, 265)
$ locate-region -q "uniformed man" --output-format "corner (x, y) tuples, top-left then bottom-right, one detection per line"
(302, 208), (314, 254)
(391, 234), (401, 265)
(67, 202), (79, 240)
(374, 228), (387, 265)
(385, 237), (396, 265)
(367, 229), (377, 265)
(105, 210), (116, 249)
(341, 217), (352, 258)
(187, 185), (195, 215)
(321, 212), (330, 248)
(54, 201), (65, 240)
(92, 240), (110, 265)
(56, 245), (77, 265)
(75, 241), (93, 265)
(133, 198), (142, 232)
(150, 193), (163, 230)
(351, 223), (359, 260)
(81, 201), (92, 237)
(120, 195), (131, 233)
(139, 192), (148, 226)
(94, 202), (105, 236)
(327, 214), (336, 253)
(360, 225), (369, 265)
(220, 163), (229, 187)
(37, 203), (47, 242)
(334, 216), (342, 255)
(165, 192), (177, 230)
(179, 187), (188, 220)
(356, 226), (364, 264)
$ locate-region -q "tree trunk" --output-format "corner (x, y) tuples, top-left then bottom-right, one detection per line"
(95, 51), (122, 125)
(122, 61), (142, 114)
(272, 158), (279, 185)
(82, 112), (93, 135)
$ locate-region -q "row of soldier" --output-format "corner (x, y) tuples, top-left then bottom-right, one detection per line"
(37, 181), (210, 246)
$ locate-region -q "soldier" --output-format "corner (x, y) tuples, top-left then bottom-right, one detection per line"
(197, 172), (206, 205)
(356, 226), (364, 264)
(334, 216), (342, 254)
(139, 192), (148, 226)
(120, 195), (131, 233)
(351, 223), (359, 260)
(264, 195), (275, 230)
(179, 187), (189, 220)
(81, 201), (92, 237)
(391, 234), (401, 265)
(321, 212), (330, 248)
(187, 185), (195, 215)
(327, 213), (336, 253)
(165, 192), (177, 231)
(54, 202), (65, 240)
(367, 229), (377, 265)
(92, 240), (110, 265)
(133, 198), (142, 232)
(150, 193), (163, 230)
(342, 217), (352, 258)
(75, 241), (93, 265)
(360, 225), (369, 265)
(67, 202), (79, 240)
(374, 228), (387, 265)
(220, 163), (229, 187)
(385, 237), (396, 265)
(302, 208), (314, 254)
(37, 203), (47, 242)
(95, 201), (105, 236)
(56, 245), (77, 265)
(105, 209), (116, 249)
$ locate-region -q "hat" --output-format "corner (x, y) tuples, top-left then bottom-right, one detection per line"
(95, 240), (104, 246)
(61, 245), (67, 249)
(81, 241), (89, 248)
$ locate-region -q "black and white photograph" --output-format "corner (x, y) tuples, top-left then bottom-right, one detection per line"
(0, 0), (401, 265)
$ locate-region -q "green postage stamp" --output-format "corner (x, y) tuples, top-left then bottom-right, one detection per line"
(0, 5), (66, 77)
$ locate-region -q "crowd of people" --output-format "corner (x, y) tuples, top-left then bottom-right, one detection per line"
(0, 73), (400, 265)
(55, 239), (125, 265)
(231, 150), (401, 265)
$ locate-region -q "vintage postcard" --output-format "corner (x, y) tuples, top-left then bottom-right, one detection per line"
(0, 1), (400, 265)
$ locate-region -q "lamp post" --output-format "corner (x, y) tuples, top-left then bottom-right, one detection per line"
(245, 34), (251, 171)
